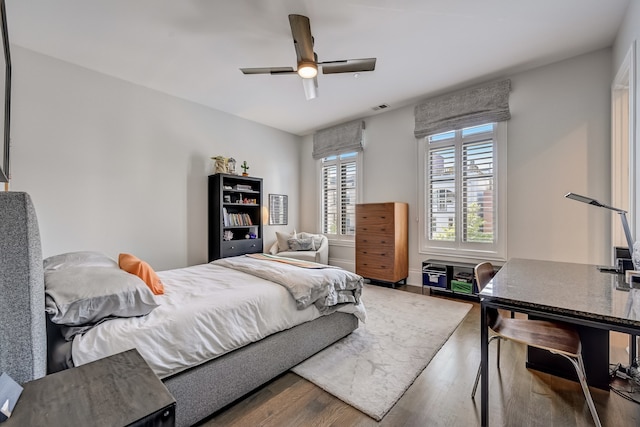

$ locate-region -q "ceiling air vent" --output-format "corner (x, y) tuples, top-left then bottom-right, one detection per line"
(372, 104), (390, 111)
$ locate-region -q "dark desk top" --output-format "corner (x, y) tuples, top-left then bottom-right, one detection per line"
(5, 349), (175, 426)
(479, 258), (640, 329)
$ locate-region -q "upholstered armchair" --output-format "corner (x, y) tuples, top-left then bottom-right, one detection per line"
(269, 231), (329, 265)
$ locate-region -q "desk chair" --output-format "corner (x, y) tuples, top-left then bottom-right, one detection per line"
(471, 262), (601, 427)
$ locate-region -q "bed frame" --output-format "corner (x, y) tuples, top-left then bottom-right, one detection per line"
(0, 192), (358, 427)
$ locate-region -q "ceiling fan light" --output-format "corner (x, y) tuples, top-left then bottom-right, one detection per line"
(297, 61), (318, 79)
(302, 78), (317, 100)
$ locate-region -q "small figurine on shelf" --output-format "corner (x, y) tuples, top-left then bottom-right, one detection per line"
(227, 158), (237, 175)
(241, 161), (249, 176)
(211, 156), (228, 174)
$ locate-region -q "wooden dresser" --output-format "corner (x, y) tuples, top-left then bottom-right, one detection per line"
(356, 202), (409, 284)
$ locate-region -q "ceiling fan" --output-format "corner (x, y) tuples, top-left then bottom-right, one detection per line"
(240, 14), (376, 100)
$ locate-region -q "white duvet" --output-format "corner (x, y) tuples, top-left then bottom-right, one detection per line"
(71, 263), (364, 379)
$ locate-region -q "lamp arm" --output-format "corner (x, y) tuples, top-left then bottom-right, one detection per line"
(619, 211), (635, 259)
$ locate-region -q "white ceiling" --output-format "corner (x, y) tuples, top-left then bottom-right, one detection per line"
(5, 0), (630, 136)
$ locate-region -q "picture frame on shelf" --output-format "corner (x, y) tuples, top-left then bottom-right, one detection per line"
(269, 194), (288, 225)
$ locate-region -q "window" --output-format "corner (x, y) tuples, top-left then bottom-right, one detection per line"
(320, 152), (360, 239)
(419, 123), (506, 260)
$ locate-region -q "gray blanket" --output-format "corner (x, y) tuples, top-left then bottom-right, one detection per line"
(212, 255), (363, 313)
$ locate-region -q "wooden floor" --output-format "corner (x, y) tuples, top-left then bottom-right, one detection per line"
(200, 285), (640, 427)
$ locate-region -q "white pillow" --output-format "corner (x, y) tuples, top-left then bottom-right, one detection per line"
(44, 251), (118, 271)
(276, 231), (296, 252)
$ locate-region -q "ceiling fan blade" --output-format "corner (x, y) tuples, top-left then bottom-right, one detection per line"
(289, 14), (314, 62)
(319, 58), (377, 74)
(240, 67), (296, 75)
(302, 77), (318, 100)
(240, 14), (376, 100)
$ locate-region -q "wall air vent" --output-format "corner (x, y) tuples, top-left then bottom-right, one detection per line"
(372, 104), (390, 111)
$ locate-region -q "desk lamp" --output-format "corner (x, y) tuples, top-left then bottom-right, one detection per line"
(565, 192), (635, 272)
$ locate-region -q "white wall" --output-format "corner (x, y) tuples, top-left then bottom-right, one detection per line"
(613, 0), (640, 72)
(507, 49), (611, 264)
(300, 48), (613, 284)
(612, 1), (640, 242)
(8, 46), (301, 270)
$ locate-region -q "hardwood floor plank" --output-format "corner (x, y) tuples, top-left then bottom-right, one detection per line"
(201, 287), (640, 426)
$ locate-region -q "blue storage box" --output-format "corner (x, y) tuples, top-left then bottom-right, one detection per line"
(423, 264), (447, 288)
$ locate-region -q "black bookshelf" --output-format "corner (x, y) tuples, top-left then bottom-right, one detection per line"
(208, 173), (263, 261)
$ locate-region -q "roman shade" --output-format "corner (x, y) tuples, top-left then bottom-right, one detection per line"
(312, 120), (364, 160)
(414, 79), (511, 139)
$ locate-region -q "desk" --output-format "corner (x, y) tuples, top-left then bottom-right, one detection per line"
(479, 258), (640, 426)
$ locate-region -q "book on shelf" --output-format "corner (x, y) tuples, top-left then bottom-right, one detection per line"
(234, 184), (252, 191)
(223, 207), (230, 227)
(223, 210), (253, 227)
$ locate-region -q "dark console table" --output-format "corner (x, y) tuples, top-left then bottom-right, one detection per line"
(5, 349), (176, 426)
(478, 258), (640, 426)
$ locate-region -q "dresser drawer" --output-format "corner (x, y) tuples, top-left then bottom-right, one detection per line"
(356, 262), (396, 282)
(356, 235), (395, 246)
(357, 225), (393, 235)
(222, 238), (263, 257)
(357, 204), (395, 225)
(357, 250), (395, 266)
(356, 241), (394, 256)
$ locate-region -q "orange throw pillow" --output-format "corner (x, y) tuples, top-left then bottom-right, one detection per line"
(118, 253), (164, 295)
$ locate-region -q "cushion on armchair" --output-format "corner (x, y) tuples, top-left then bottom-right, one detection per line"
(288, 237), (314, 251)
(269, 231), (329, 264)
(276, 231), (296, 251)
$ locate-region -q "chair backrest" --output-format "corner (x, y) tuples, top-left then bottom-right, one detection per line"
(0, 192), (47, 384)
(475, 262), (495, 293)
(475, 261), (500, 328)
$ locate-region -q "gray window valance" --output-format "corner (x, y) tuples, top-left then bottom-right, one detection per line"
(312, 120), (364, 160)
(414, 79), (511, 139)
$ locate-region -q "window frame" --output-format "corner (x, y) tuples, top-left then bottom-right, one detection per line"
(418, 122), (507, 261)
(317, 151), (363, 244)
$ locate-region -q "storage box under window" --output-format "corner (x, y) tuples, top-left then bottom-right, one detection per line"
(423, 263), (447, 288)
(451, 279), (473, 294)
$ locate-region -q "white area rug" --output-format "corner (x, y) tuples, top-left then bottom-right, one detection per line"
(292, 284), (472, 421)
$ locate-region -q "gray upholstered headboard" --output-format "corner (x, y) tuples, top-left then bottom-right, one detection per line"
(0, 192), (47, 384)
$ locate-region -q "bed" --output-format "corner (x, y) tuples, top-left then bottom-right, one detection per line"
(0, 192), (364, 427)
